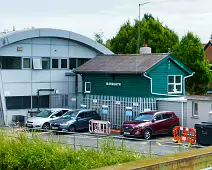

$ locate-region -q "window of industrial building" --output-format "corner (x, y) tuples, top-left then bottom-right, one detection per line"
(192, 102), (198, 117)
(32, 58), (42, 69)
(6, 96), (31, 110)
(52, 59), (59, 68)
(23, 58), (31, 69)
(62, 95), (68, 107)
(85, 82), (91, 93)
(69, 58), (76, 69)
(32, 95), (50, 109)
(78, 58), (90, 67)
(42, 57), (50, 70)
(168, 75), (182, 93)
(0, 56), (22, 69)
(61, 59), (68, 69)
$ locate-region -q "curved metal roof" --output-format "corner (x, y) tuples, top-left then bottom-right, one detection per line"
(0, 28), (113, 55)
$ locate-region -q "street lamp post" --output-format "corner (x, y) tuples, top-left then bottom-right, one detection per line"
(137, 2), (150, 54)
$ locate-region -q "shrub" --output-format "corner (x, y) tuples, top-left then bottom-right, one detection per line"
(0, 132), (148, 170)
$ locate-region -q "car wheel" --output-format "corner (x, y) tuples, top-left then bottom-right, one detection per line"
(169, 126), (176, 136)
(68, 125), (76, 132)
(143, 129), (152, 140)
(42, 123), (50, 130)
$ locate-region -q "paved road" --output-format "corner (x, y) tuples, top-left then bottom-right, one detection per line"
(37, 132), (193, 156)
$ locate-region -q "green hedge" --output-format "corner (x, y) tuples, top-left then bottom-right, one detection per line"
(0, 131), (148, 170)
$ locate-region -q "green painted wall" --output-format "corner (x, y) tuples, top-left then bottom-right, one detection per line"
(81, 58), (189, 98)
(82, 74), (151, 97)
(149, 59), (187, 96)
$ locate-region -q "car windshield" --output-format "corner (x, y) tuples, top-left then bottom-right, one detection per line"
(36, 110), (53, 118)
(60, 110), (79, 119)
(134, 113), (154, 122)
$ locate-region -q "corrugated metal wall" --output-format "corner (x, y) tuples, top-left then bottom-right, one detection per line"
(157, 100), (187, 127)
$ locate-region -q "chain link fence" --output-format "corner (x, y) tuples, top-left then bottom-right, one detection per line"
(1, 127), (197, 157)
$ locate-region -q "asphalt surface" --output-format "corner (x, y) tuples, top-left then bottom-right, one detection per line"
(36, 131), (194, 156)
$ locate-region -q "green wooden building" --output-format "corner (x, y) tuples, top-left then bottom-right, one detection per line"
(74, 53), (193, 98)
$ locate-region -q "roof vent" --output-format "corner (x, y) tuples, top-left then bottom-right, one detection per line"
(140, 44), (151, 54)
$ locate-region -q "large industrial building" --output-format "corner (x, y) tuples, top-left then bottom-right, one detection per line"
(0, 28), (113, 125)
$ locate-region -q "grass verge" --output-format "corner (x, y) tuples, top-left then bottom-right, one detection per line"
(0, 131), (149, 170)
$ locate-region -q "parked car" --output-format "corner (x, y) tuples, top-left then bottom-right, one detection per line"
(120, 111), (180, 140)
(26, 108), (70, 130)
(50, 109), (101, 132)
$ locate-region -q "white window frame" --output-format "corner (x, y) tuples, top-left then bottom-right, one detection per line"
(51, 58), (59, 69)
(60, 58), (68, 69)
(85, 82), (91, 93)
(168, 75), (182, 94)
(192, 101), (198, 117)
(22, 57), (31, 69)
(41, 57), (50, 70)
(32, 58), (42, 70)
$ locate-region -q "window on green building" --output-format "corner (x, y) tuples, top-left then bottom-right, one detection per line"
(85, 82), (91, 93)
(168, 75), (182, 93)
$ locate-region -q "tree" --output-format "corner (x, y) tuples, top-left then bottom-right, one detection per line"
(108, 14), (179, 54)
(172, 32), (211, 95)
(94, 33), (104, 45)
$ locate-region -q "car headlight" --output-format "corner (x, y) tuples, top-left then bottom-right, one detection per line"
(133, 125), (144, 129)
(60, 123), (69, 126)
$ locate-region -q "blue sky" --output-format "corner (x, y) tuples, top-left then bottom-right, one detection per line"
(0, 0), (211, 43)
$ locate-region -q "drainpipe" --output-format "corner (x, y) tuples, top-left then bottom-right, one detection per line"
(37, 89), (54, 111)
(143, 73), (182, 97)
(183, 72), (195, 95)
(181, 101), (184, 127)
(75, 74), (78, 109)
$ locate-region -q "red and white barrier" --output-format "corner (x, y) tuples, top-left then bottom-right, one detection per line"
(89, 119), (111, 135)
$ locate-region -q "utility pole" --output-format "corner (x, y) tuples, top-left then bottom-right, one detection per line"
(137, 2), (150, 54)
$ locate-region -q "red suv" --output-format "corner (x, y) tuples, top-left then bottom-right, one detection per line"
(120, 111), (180, 140)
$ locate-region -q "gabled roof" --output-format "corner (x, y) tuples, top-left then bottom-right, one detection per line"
(145, 55), (193, 75)
(74, 54), (167, 74)
(203, 40), (212, 51)
(74, 53), (193, 75)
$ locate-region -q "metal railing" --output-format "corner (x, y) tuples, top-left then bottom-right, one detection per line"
(1, 126), (201, 157)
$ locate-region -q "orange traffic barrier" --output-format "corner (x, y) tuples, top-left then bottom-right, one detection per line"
(173, 126), (196, 145)
(188, 128), (196, 144)
(174, 126), (181, 141)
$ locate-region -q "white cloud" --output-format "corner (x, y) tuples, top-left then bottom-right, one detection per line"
(0, 0), (211, 43)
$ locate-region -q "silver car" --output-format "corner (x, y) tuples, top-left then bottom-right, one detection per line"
(26, 108), (70, 130)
